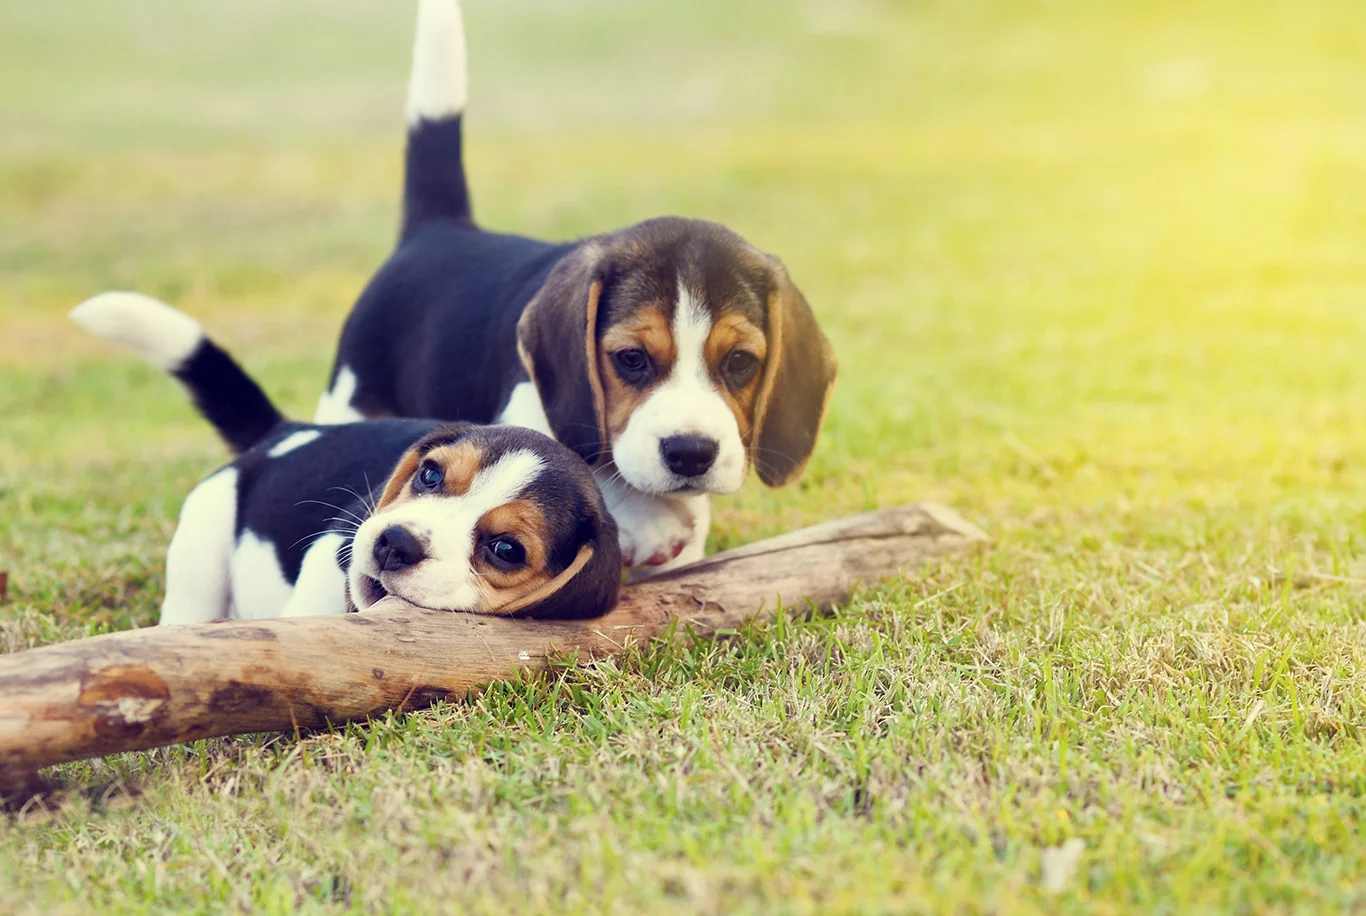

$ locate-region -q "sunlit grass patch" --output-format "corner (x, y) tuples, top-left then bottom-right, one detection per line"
(3, 0), (1366, 911)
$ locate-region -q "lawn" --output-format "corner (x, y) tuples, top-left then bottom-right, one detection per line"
(3, 0), (1366, 911)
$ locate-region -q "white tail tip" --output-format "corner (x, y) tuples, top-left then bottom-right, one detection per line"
(70, 291), (204, 372)
(406, 0), (468, 125)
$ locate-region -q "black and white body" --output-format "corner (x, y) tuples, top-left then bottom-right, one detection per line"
(316, 0), (838, 573)
(71, 293), (621, 624)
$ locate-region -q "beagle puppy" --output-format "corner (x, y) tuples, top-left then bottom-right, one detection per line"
(315, 0), (837, 573)
(71, 292), (620, 624)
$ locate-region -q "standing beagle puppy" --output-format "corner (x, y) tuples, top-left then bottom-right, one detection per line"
(72, 292), (620, 623)
(316, 0), (837, 573)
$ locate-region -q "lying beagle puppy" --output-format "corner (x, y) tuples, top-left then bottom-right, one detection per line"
(71, 292), (620, 624)
(315, 0), (837, 573)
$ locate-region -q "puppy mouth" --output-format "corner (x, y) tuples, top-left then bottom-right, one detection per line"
(663, 471), (745, 496)
(354, 574), (388, 609)
(356, 571), (460, 613)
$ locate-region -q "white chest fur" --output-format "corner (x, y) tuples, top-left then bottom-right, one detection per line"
(497, 380), (710, 572)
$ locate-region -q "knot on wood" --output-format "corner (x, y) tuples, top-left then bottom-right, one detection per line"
(78, 665), (170, 739)
(208, 681), (277, 716)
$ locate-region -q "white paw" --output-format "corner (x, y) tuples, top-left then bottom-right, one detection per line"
(594, 469), (713, 570)
(613, 495), (695, 568)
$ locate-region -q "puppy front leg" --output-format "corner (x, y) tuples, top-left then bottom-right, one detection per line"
(595, 468), (696, 571)
(279, 534), (351, 618)
(159, 470), (237, 625)
(643, 495), (710, 576)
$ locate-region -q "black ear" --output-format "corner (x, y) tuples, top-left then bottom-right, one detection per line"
(505, 509), (622, 619)
(517, 245), (610, 464)
(752, 261), (838, 486)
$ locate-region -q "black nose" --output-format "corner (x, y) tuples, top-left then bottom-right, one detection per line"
(373, 525), (426, 572)
(659, 435), (718, 478)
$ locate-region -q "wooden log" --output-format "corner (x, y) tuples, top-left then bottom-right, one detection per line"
(0, 504), (985, 784)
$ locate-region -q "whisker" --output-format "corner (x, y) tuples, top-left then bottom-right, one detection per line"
(323, 490), (375, 525)
(289, 529), (360, 550)
(331, 484), (376, 516)
(296, 498), (368, 527)
(361, 473), (378, 514)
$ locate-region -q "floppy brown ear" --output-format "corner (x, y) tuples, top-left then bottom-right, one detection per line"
(751, 263), (838, 487)
(501, 509), (622, 619)
(517, 245), (610, 465)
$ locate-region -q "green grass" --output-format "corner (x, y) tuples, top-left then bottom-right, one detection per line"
(3, 0), (1366, 910)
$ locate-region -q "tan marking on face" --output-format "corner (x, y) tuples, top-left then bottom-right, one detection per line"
(423, 442), (482, 497)
(377, 440), (485, 510)
(598, 306), (676, 440)
(475, 499), (556, 612)
(703, 313), (768, 443)
(601, 307), (676, 369)
(377, 448), (422, 509)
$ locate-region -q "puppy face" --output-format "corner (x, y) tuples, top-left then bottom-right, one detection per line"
(347, 424), (620, 618)
(518, 217), (836, 497)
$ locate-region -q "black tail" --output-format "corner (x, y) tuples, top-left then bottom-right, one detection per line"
(172, 339), (286, 454)
(400, 0), (473, 241)
(70, 292), (285, 455)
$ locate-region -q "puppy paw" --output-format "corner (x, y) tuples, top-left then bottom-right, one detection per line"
(616, 500), (694, 569)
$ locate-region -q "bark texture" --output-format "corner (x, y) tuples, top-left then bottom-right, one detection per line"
(0, 504), (986, 783)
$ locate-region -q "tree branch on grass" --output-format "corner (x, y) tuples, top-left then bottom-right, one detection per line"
(0, 504), (986, 789)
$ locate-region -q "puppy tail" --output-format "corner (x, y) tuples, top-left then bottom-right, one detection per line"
(400, 0), (473, 240)
(70, 292), (285, 455)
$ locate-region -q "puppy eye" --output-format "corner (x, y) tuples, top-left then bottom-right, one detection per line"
(484, 535), (527, 569)
(611, 348), (653, 384)
(416, 462), (444, 491)
(723, 350), (760, 386)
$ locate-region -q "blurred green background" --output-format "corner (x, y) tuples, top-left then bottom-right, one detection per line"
(3, 1), (1366, 911)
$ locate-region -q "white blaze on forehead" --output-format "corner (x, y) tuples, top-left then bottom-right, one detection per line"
(462, 448), (546, 511)
(608, 279), (748, 496)
(672, 279), (717, 398)
(347, 448), (547, 611)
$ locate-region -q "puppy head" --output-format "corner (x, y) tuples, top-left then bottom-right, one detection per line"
(347, 423), (620, 618)
(518, 217), (836, 496)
